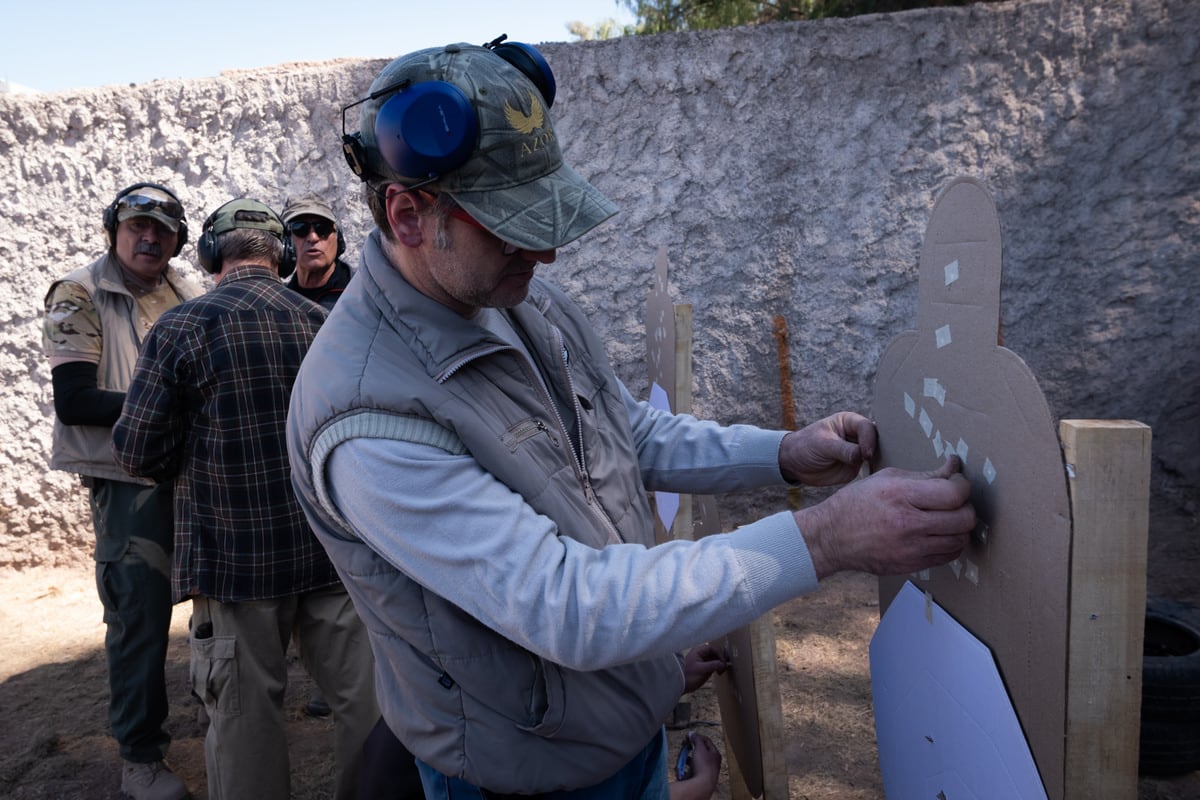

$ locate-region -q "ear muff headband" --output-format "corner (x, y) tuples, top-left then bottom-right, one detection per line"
(103, 182), (189, 257)
(340, 35), (556, 183)
(487, 40), (556, 107)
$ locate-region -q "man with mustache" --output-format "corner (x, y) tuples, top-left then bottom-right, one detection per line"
(42, 182), (200, 800)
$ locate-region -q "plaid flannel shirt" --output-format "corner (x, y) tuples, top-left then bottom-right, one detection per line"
(113, 265), (338, 603)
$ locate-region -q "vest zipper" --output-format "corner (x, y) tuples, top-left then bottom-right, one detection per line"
(549, 327), (624, 546)
(437, 343), (511, 383)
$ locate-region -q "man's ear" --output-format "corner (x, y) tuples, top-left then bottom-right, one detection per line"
(385, 190), (424, 248)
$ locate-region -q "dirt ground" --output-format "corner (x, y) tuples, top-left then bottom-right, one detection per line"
(2, 488), (1197, 800)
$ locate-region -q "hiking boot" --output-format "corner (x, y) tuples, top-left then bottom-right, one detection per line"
(121, 760), (189, 800)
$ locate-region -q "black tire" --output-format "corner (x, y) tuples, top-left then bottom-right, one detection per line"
(1139, 717), (1200, 776)
(1141, 597), (1200, 723)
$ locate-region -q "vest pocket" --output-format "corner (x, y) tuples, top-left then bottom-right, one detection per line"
(501, 417), (560, 451)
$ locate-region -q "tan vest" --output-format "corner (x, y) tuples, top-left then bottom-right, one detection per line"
(46, 253), (201, 482)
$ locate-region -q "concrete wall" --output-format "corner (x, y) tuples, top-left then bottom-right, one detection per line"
(1, 0), (1195, 567)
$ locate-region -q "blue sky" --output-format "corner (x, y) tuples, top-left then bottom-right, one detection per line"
(3, 0), (636, 93)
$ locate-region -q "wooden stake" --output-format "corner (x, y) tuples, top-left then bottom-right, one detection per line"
(672, 305), (694, 542)
(1060, 419), (1151, 800)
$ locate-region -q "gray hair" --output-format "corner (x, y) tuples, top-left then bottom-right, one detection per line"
(217, 228), (285, 269)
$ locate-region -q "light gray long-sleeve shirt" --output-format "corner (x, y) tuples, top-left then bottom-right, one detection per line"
(326, 380), (819, 670)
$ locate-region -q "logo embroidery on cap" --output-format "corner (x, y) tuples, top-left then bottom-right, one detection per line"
(504, 91), (545, 134)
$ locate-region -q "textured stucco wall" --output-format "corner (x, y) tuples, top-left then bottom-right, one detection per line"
(1, 0), (1195, 567)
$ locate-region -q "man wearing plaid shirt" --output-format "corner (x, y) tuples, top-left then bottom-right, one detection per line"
(112, 198), (378, 800)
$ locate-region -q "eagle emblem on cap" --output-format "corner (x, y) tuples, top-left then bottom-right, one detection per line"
(504, 91), (545, 135)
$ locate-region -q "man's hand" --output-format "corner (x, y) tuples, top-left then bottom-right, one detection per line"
(779, 412), (877, 487)
(798, 456), (975, 579)
(670, 731), (722, 800)
(682, 643), (730, 694)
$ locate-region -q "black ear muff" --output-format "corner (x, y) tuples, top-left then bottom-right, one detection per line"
(196, 211), (222, 274)
(280, 237), (297, 280)
(336, 229), (347, 258)
(488, 40), (557, 107)
(342, 131), (370, 179)
(197, 199), (285, 275)
(373, 80), (479, 180)
(104, 182), (189, 257)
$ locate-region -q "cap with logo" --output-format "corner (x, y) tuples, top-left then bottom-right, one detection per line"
(281, 193), (337, 225)
(353, 42), (617, 252)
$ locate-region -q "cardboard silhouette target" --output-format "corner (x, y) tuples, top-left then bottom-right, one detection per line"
(869, 177), (1073, 799)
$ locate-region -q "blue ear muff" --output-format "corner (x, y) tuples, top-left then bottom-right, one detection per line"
(490, 41), (557, 107)
(373, 81), (479, 180)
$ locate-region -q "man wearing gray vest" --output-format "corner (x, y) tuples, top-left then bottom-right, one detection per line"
(287, 40), (975, 798)
(42, 182), (199, 800)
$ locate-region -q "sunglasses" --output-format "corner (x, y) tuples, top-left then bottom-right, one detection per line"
(447, 207), (520, 256)
(287, 219), (336, 239)
(118, 194), (184, 220)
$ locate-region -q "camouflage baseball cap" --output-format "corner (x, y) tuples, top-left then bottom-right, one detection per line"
(281, 192), (337, 224)
(115, 186), (184, 233)
(358, 43), (617, 251)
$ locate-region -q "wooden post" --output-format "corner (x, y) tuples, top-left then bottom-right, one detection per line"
(1060, 420), (1151, 800)
(749, 614), (788, 800)
(671, 305), (694, 542)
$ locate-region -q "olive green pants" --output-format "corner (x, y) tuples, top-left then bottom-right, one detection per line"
(89, 477), (175, 764)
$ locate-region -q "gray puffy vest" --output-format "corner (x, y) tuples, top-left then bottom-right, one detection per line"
(288, 234), (683, 792)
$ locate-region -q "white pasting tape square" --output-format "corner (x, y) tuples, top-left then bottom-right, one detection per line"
(956, 438), (969, 463)
(933, 430), (944, 457)
(919, 408), (933, 437)
(904, 392), (916, 418)
(983, 458), (997, 484)
(944, 259), (960, 286)
(935, 324), (952, 349)
(923, 377), (946, 407)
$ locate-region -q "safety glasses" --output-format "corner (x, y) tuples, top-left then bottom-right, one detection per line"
(287, 219), (336, 239)
(447, 207), (520, 256)
(118, 194), (184, 220)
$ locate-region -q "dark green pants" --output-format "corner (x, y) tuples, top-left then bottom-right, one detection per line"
(88, 477), (176, 764)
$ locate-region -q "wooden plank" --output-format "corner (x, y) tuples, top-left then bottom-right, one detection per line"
(673, 304), (693, 415)
(671, 305), (694, 542)
(750, 614), (788, 799)
(1060, 419), (1151, 800)
(719, 614), (787, 799)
